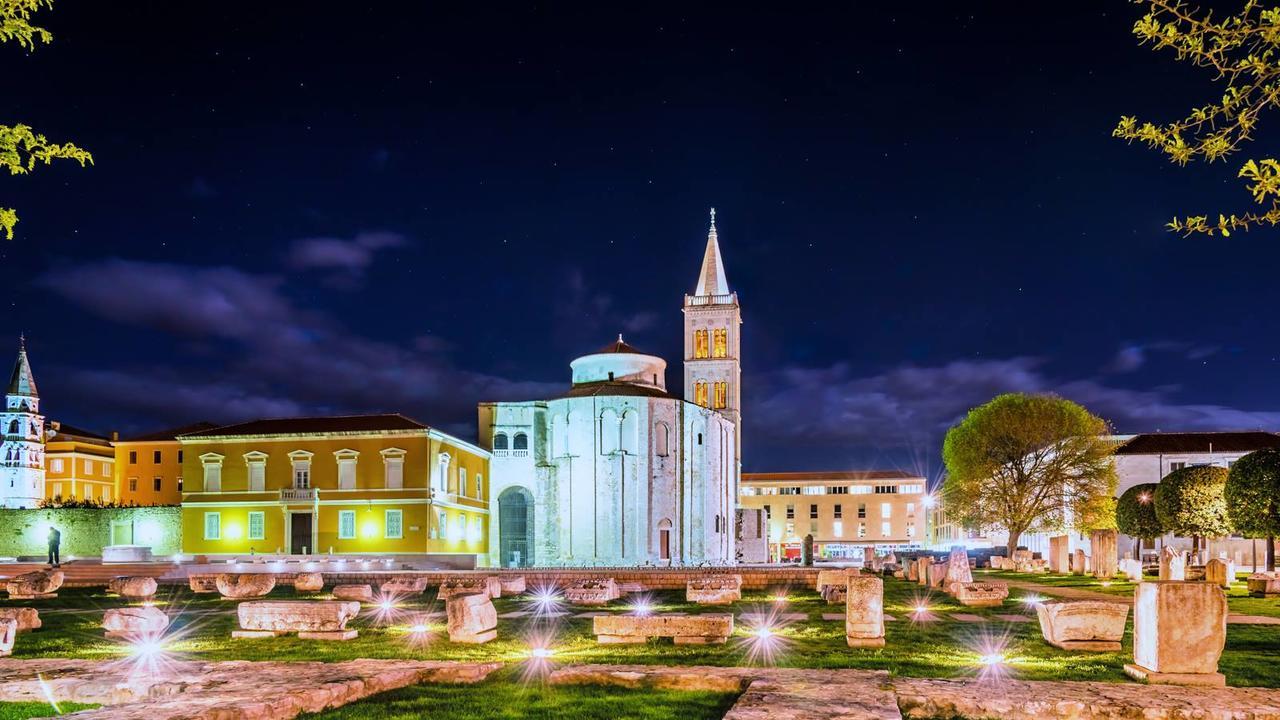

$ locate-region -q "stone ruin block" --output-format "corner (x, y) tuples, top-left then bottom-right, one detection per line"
(293, 572), (325, 593)
(1091, 529), (1118, 579)
(845, 575), (884, 648)
(1120, 558), (1143, 582)
(189, 574), (219, 593)
(437, 576), (499, 600)
(564, 578), (620, 606)
(0, 608), (40, 633)
(925, 561), (947, 589)
(944, 548), (972, 592)
(953, 581), (1009, 608)
(816, 568), (858, 592)
(594, 613), (733, 645)
(822, 584), (847, 604)
(1247, 571), (1280, 596)
(215, 573), (275, 599)
(0, 619), (14, 657)
(108, 576), (157, 599)
(380, 576), (429, 597)
(5, 569), (63, 599)
(1035, 600), (1129, 651)
(103, 606), (171, 639)
(331, 584), (374, 603)
(1048, 535), (1070, 574)
(1071, 549), (1088, 576)
(498, 575), (526, 595)
(915, 557), (931, 585)
(1159, 548), (1186, 581)
(446, 592), (497, 644)
(1124, 581), (1227, 686)
(1204, 558), (1234, 589)
(905, 560), (918, 582)
(686, 574), (742, 605)
(233, 600), (361, 640)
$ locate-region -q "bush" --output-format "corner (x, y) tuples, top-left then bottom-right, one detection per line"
(1154, 465), (1232, 539)
(1115, 483), (1163, 539)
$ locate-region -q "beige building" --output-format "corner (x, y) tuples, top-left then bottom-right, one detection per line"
(739, 470), (928, 561)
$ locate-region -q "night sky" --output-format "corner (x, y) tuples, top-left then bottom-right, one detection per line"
(5, 2), (1280, 475)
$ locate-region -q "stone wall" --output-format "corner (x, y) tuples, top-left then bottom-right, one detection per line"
(0, 506), (181, 558)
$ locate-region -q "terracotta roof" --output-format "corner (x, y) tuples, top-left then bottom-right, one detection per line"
(122, 422), (219, 443)
(742, 470), (918, 482)
(47, 422), (110, 443)
(1114, 431), (1280, 455)
(592, 335), (649, 356)
(554, 381), (680, 400)
(180, 414), (429, 438)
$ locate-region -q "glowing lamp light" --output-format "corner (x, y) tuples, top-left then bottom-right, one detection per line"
(751, 625), (774, 640)
(1138, 492), (1151, 504)
(130, 637), (165, 660)
(225, 523), (243, 540)
(1020, 594), (1044, 606)
(530, 646), (554, 659)
(1100, 581), (1113, 588)
(362, 522), (378, 539)
(922, 495), (936, 509)
(632, 601), (652, 616)
(914, 604), (928, 614)
(409, 623), (428, 634)
(379, 599), (395, 612)
(979, 652), (1005, 667)
(772, 594), (788, 603)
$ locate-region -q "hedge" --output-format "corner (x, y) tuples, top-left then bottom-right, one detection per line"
(0, 506), (181, 558)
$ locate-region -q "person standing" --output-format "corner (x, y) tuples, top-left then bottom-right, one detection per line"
(47, 526), (60, 568)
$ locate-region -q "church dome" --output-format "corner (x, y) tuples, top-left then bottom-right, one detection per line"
(570, 335), (667, 390)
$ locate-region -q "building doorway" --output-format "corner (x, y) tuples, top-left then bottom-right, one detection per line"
(498, 487), (534, 568)
(290, 512), (313, 555)
(658, 519), (672, 563)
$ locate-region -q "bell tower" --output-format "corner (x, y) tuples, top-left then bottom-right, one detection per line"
(683, 209), (742, 465)
(1, 336), (45, 508)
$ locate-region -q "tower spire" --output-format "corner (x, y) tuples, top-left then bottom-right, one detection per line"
(694, 207), (729, 296)
(7, 336), (37, 398)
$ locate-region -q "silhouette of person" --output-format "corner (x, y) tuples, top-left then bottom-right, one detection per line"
(47, 526), (61, 568)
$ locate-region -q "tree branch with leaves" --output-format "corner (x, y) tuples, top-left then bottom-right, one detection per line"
(1, 0), (91, 240)
(1114, 0), (1280, 236)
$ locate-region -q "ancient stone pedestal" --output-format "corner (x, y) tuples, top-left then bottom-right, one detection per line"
(1247, 571), (1280, 596)
(953, 582), (1009, 607)
(593, 614), (733, 644)
(233, 600), (361, 640)
(944, 548), (972, 594)
(5, 570), (63, 599)
(294, 573), (325, 593)
(1123, 581), (1227, 686)
(845, 576), (885, 648)
(565, 578), (620, 606)
(863, 547), (876, 565)
(332, 584), (374, 603)
(0, 608), (40, 632)
(1120, 558), (1143, 583)
(188, 575), (219, 593)
(0, 619), (14, 657)
(1090, 529), (1118, 579)
(437, 577), (498, 601)
(1204, 558), (1234, 589)
(446, 592), (497, 644)
(822, 585), (847, 604)
(1035, 600), (1129, 651)
(1048, 535), (1070, 574)
(103, 606), (170, 639)
(686, 574), (742, 605)
(816, 568), (857, 592)
(498, 576), (526, 595)
(380, 577), (429, 597)
(108, 576), (157, 599)
(915, 557), (931, 586)
(1071, 549), (1088, 576)
(1159, 548), (1186, 581)
(215, 573), (275, 599)
(905, 559), (918, 582)
(926, 562), (947, 589)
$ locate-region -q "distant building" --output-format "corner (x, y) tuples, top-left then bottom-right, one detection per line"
(44, 422), (114, 503)
(738, 470), (928, 561)
(114, 422), (216, 506)
(178, 414), (489, 562)
(1, 338), (43, 508)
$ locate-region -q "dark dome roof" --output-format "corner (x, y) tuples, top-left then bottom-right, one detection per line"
(593, 334), (648, 355)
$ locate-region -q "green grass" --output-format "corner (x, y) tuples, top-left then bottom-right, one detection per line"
(298, 670), (739, 720)
(0, 702), (98, 719)
(3, 576), (1279, 687)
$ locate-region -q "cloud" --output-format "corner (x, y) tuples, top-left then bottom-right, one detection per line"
(1104, 341), (1223, 374)
(286, 231), (408, 287)
(39, 259), (559, 430)
(1105, 344), (1146, 373)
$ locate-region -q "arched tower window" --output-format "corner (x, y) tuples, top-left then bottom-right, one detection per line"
(712, 328), (728, 358)
(6, 420), (17, 435)
(620, 410), (639, 454)
(693, 329), (709, 359)
(694, 382), (708, 408)
(493, 432), (509, 451)
(513, 432), (528, 451)
(599, 409), (619, 454)
(655, 422), (670, 457)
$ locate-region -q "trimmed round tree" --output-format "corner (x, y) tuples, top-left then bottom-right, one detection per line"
(942, 393), (1117, 556)
(1115, 483), (1162, 559)
(1154, 465), (1232, 552)
(1226, 448), (1280, 570)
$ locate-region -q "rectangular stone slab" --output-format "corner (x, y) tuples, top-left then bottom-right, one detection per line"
(593, 613), (732, 641)
(237, 600), (360, 633)
(297, 630), (358, 641)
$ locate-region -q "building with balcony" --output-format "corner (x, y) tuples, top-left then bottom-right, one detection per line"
(113, 422), (216, 506)
(738, 470), (928, 561)
(178, 414), (490, 563)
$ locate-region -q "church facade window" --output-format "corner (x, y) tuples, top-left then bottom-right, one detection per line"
(693, 329), (709, 359)
(620, 410), (639, 454)
(713, 381), (728, 409)
(654, 422), (670, 457)
(493, 432), (509, 451)
(712, 328), (728, 358)
(694, 381), (708, 407)
(513, 432), (528, 451)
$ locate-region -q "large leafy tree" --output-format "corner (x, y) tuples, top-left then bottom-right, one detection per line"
(942, 393), (1118, 556)
(1115, 483), (1163, 558)
(1154, 465), (1233, 548)
(1, 0), (91, 240)
(1114, 1), (1280, 236)
(1226, 448), (1280, 570)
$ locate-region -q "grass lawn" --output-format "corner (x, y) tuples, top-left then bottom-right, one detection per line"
(297, 669), (739, 720)
(3, 575), (1278, 688)
(0, 702), (98, 719)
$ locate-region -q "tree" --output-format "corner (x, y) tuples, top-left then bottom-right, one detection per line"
(942, 393), (1118, 557)
(1154, 465), (1233, 552)
(1226, 448), (1280, 570)
(1115, 483), (1163, 558)
(1114, 1), (1280, 236)
(1, 0), (92, 240)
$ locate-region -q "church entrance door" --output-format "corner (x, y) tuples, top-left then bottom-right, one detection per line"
(498, 487), (533, 568)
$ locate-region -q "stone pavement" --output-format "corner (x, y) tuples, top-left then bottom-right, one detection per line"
(0, 658), (501, 719)
(550, 664), (1280, 720)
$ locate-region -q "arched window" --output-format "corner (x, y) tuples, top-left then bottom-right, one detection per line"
(493, 432), (509, 451)
(620, 410), (639, 454)
(694, 382), (709, 408)
(599, 409), (619, 454)
(655, 422), (670, 457)
(513, 432), (528, 451)
(6, 420), (16, 435)
(693, 329), (709, 359)
(697, 432), (703, 445)
(29, 420), (38, 436)
(712, 328), (728, 358)
(4, 449), (11, 462)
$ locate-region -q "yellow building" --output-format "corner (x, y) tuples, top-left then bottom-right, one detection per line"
(739, 470), (929, 561)
(44, 421), (115, 503)
(179, 414), (490, 562)
(113, 422), (216, 506)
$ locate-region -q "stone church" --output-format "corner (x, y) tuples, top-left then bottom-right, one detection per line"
(1, 338), (45, 509)
(479, 211), (742, 567)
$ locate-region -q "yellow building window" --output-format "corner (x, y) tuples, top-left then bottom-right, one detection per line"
(712, 328), (728, 358)
(713, 381), (728, 409)
(694, 382), (708, 407)
(693, 329), (709, 359)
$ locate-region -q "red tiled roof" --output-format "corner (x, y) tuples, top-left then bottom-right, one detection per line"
(179, 414), (428, 438)
(554, 381), (680, 400)
(742, 470), (918, 482)
(592, 336), (649, 355)
(1114, 431), (1280, 455)
(122, 422), (219, 443)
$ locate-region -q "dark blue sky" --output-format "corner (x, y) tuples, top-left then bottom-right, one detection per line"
(4, 2), (1280, 474)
